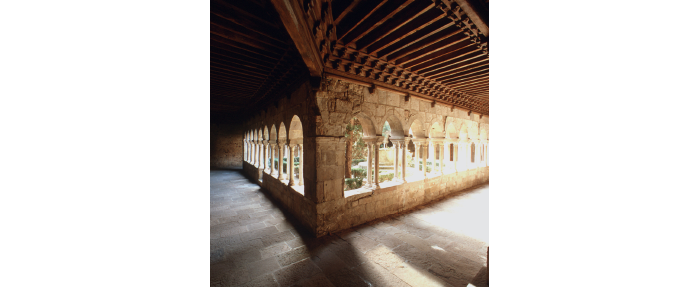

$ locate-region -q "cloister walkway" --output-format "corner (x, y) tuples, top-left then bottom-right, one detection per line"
(211, 169), (489, 287)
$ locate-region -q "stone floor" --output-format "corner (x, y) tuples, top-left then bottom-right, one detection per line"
(211, 169), (489, 287)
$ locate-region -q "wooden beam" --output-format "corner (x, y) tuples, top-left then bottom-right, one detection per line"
(385, 26), (460, 62)
(422, 56), (488, 77)
(334, 0), (363, 26)
(270, 0), (324, 77)
(353, 1), (432, 49)
(362, 6), (445, 54)
(374, 18), (453, 58)
(336, 0), (390, 42)
(342, 0), (412, 45)
(453, 0), (488, 37)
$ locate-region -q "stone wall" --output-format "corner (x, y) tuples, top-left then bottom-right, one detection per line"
(242, 162), (317, 233)
(316, 167), (489, 236)
(241, 77), (489, 237)
(211, 122), (243, 169)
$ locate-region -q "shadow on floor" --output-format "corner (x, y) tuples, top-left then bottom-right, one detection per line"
(211, 169), (488, 287)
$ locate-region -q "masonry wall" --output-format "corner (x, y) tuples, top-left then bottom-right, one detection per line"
(241, 77), (489, 237)
(242, 162), (317, 233)
(211, 122), (243, 169)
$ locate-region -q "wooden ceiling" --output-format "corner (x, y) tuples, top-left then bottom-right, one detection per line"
(211, 0), (489, 117)
(210, 0), (309, 119)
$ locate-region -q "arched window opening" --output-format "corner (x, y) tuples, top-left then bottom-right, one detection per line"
(344, 117), (367, 191)
(288, 115), (304, 189)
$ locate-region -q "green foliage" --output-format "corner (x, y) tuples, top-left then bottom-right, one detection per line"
(345, 120), (367, 160)
(378, 171), (394, 183)
(382, 121), (391, 137)
(350, 166), (367, 178)
(273, 157), (300, 172)
(344, 177), (364, 190)
(352, 159), (367, 165)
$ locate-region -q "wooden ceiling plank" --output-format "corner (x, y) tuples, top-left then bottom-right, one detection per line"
(210, 63), (268, 80)
(336, 0), (390, 41)
(450, 77), (489, 88)
(362, 7), (445, 54)
(441, 69), (489, 84)
(210, 35), (279, 61)
(400, 37), (474, 69)
(342, 0), (413, 45)
(353, 1), (433, 50)
(375, 18), (453, 58)
(409, 43), (480, 73)
(210, 77), (262, 89)
(210, 44), (278, 66)
(435, 66), (489, 82)
(210, 58), (272, 76)
(334, 0), (363, 26)
(210, 52), (275, 71)
(210, 2), (285, 44)
(421, 56), (488, 77)
(210, 23), (285, 55)
(394, 34), (467, 67)
(385, 25), (461, 62)
(212, 0), (279, 29)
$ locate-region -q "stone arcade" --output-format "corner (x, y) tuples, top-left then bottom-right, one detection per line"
(241, 77), (488, 237)
(210, 0), (489, 285)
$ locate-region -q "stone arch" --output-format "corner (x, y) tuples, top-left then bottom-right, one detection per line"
(270, 125), (277, 141)
(258, 128), (263, 141)
(459, 122), (468, 139)
(445, 123), (458, 139)
(379, 114), (405, 139)
(289, 115), (303, 140)
(263, 126), (269, 141)
(428, 121), (445, 138)
(278, 122), (287, 141)
(407, 114), (427, 138)
(347, 112), (375, 137)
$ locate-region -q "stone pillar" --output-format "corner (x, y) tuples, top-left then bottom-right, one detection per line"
(299, 144), (304, 186)
(270, 144), (276, 175)
(393, 141), (399, 181)
(277, 143), (283, 180)
(257, 142), (261, 167)
(366, 142), (373, 188)
(453, 142), (459, 172)
(374, 138), (381, 188)
(422, 142), (427, 177)
(439, 142), (444, 175)
(262, 141), (268, 170)
(289, 144), (295, 185)
(401, 141), (407, 181)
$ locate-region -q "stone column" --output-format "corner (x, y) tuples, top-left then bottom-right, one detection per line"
(422, 142), (428, 177)
(412, 142), (420, 175)
(374, 138), (381, 188)
(277, 143), (283, 180)
(401, 141), (407, 181)
(262, 140), (268, 170)
(270, 143), (276, 175)
(453, 142), (459, 172)
(393, 141), (399, 181)
(366, 142), (373, 188)
(257, 142), (261, 167)
(288, 144), (295, 185)
(298, 144), (304, 186)
(439, 142), (444, 175)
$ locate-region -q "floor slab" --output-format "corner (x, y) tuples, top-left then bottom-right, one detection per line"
(211, 170), (489, 287)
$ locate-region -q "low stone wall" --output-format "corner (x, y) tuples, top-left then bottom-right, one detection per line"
(242, 161), (317, 233)
(315, 167), (488, 237)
